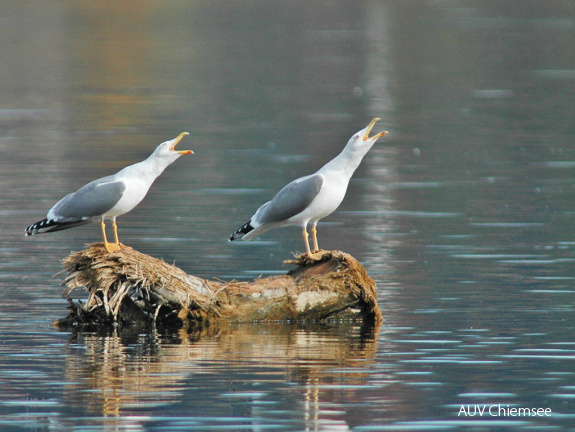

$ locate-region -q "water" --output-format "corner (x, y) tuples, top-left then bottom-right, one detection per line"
(2, 1), (575, 430)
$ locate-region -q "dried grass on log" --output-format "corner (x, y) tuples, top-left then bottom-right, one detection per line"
(55, 243), (382, 329)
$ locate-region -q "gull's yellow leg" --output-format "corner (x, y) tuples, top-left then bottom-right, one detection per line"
(302, 224), (325, 261)
(303, 226), (324, 261)
(101, 219), (120, 252)
(100, 220), (111, 250)
(303, 227), (312, 257)
(112, 218), (120, 245)
(311, 223), (319, 252)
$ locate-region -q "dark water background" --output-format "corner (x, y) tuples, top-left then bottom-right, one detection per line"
(1, 1), (575, 430)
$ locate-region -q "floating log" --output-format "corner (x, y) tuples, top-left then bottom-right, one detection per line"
(55, 243), (382, 329)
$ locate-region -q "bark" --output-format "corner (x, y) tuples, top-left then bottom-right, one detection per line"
(55, 243), (382, 329)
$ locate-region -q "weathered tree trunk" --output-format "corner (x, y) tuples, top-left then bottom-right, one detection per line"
(55, 243), (382, 329)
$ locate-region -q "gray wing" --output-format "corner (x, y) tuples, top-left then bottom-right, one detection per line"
(50, 176), (127, 220)
(256, 174), (324, 224)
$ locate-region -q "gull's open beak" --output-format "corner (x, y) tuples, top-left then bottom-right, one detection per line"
(363, 118), (388, 141)
(170, 132), (193, 154)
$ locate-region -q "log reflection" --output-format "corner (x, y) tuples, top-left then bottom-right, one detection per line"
(62, 323), (379, 423)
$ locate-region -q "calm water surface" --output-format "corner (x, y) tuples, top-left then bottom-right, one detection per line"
(1, 1), (575, 431)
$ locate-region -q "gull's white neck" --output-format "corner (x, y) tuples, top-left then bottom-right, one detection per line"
(317, 141), (373, 179)
(119, 152), (174, 183)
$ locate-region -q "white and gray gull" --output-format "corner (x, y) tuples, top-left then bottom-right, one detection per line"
(25, 132), (193, 252)
(230, 118), (388, 259)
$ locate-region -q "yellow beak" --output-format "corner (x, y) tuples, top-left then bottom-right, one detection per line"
(170, 132), (193, 154)
(363, 118), (388, 141)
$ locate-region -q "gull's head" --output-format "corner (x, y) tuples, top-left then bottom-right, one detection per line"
(347, 118), (388, 151)
(154, 132), (194, 161)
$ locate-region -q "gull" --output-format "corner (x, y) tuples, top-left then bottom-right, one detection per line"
(230, 118), (388, 259)
(25, 132), (193, 252)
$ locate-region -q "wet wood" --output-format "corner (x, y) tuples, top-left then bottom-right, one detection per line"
(55, 243), (382, 329)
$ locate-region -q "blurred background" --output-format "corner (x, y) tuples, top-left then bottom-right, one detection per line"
(1, 1), (575, 430)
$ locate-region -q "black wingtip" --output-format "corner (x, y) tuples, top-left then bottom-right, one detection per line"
(25, 218), (92, 236)
(229, 221), (254, 241)
(25, 218), (50, 236)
